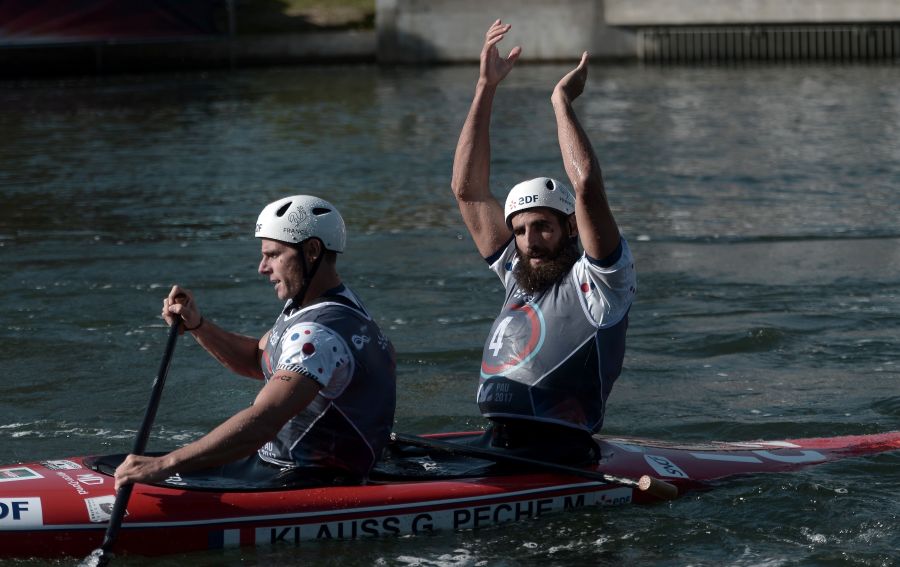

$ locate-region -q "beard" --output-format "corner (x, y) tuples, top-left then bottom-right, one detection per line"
(513, 238), (580, 294)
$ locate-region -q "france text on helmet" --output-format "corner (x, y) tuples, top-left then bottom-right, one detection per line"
(255, 195), (347, 252)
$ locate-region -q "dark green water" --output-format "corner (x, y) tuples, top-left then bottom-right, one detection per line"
(1, 63), (898, 566)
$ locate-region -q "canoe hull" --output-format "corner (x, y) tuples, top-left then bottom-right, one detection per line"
(0, 459), (632, 557)
(2, 430), (899, 559)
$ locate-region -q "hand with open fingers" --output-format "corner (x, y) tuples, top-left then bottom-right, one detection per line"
(480, 19), (521, 87)
(113, 454), (171, 491)
(162, 285), (202, 333)
(553, 52), (589, 105)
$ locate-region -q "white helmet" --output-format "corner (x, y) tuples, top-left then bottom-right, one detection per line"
(504, 177), (575, 228)
(255, 195), (346, 252)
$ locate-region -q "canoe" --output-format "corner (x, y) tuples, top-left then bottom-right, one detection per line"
(1, 430), (899, 559)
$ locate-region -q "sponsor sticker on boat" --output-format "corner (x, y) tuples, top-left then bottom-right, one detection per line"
(52, 471), (106, 494)
(162, 472), (187, 486)
(644, 455), (689, 479)
(0, 497), (43, 527)
(85, 495), (122, 523)
(76, 473), (105, 486)
(40, 460), (82, 471)
(0, 467), (43, 482)
(597, 486), (633, 506)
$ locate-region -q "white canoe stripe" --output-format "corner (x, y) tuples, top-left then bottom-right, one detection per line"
(726, 441), (801, 449)
(753, 441), (802, 448)
(27, 481), (607, 532)
(690, 453), (762, 463)
(752, 450), (826, 464)
(605, 441), (644, 453)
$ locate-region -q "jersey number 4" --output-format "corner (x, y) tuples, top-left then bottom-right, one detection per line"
(488, 316), (513, 357)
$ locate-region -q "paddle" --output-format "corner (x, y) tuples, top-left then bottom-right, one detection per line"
(391, 432), (679, 501)
(80, 320), (182, 567)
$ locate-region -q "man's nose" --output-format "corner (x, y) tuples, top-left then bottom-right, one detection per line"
(525, 228), (543, 249)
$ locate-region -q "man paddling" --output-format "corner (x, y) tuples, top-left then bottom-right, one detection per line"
(450, 21), (636, 463)
(114, 195), (396, 489)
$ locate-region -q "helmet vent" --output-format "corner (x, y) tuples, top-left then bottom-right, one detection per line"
(276, 202), (292, 217)
(312, 207), (331, 216)
(545, 179), (555, 190)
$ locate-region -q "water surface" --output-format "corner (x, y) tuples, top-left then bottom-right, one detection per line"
(1, 62), (898, 566)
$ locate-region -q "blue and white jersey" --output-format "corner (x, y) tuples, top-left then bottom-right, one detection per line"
(259, 285), (396, 478)
(478, 237), (636, 433)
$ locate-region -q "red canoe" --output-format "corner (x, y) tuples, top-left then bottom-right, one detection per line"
(1, 430), (899, 559)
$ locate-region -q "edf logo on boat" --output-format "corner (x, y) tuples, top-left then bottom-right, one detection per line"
(0, 498), (43, 527)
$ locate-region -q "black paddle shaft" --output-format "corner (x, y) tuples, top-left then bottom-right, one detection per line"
(392, 432), (679, 500)
(83, 322), (181, 566)
(128, 321), (181, 457)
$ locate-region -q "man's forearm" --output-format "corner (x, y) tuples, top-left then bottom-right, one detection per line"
(451, 81), (497, 202)
(161, 405), (279, 473)
(552, 94), (620, 260)
(190, 320), (264, 379)
(553, 96), (602, 192)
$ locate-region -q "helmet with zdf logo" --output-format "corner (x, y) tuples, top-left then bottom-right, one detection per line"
(503, 177), (575, 228)
(255, 195), (346, 252)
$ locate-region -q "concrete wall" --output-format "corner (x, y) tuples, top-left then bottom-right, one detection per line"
(376, 0), (635, 63)
(605, 0), (900, 26)
(8, 0), (899, 74)
(376, 0), (900, 63)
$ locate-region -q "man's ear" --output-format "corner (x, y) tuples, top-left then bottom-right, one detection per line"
(305, 238), (324, 263)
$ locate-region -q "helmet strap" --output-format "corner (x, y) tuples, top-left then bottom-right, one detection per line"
(292, 239), (325, 308)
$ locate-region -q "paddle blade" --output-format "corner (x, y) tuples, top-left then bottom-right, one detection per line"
(78, 547), (112, 567)
(638, 474), (679, 500)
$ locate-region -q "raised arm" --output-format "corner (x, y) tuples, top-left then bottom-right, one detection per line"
(450, 19), (521, 258)
(551, 52), (621, 261)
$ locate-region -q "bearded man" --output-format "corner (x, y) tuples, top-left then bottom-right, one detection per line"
(450, 20), (636, 464)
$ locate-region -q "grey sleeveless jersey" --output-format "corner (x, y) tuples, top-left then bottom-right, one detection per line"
(478, 238), (636, 433)
(258, 285), (396, 477)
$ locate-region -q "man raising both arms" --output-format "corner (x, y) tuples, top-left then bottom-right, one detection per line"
(114, 195), (396, 489)
(451, 20), (636, 463)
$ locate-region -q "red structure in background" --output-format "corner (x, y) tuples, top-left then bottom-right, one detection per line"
(0, 0), (227, 45)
